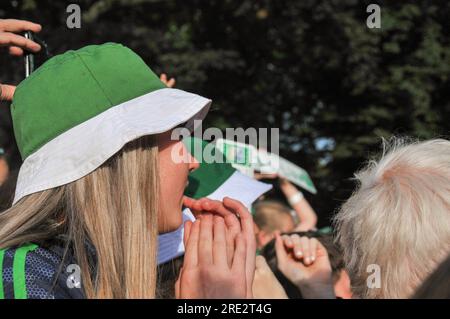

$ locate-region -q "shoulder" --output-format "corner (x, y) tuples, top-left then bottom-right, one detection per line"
(0, 243), (85, 299)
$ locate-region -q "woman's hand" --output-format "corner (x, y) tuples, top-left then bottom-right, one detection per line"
(183, 197), (241, 267)
(275, 233), (335, 299)
(0, 19), (42, 101)
(176, 215), (248, 298)
(179, 197), (256, 298)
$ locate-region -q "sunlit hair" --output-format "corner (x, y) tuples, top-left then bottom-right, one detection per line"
(0, 135), (159, 298)
(334, 138), (450, 298)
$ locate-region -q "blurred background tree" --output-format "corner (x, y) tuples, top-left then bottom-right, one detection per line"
(1, 0), (449, 226)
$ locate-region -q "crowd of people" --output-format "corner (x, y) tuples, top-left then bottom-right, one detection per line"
(0, 19), (449, 299)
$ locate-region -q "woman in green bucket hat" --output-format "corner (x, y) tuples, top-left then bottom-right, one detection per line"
(0, 43), (253, 299)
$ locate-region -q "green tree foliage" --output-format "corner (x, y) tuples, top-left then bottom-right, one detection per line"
(1, 0), (449, 224)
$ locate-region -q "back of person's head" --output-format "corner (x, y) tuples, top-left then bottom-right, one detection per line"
(334, 138), (450, 298)
(412, 253), (450, 299)
(261, 231), (346, 298)
(254, 200), (295, 247)
(254, 200), (295, 233)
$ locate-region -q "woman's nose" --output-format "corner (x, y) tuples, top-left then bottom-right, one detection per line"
(188, 153), (200, 172)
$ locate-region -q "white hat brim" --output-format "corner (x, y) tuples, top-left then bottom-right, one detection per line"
(13, 88), (211, 204)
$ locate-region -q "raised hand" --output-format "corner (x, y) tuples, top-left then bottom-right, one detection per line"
(176, 215), (247, 298)
(275, 233), (335, 299)
(183, 196), (241, 267)
(180, 197), (256, 298)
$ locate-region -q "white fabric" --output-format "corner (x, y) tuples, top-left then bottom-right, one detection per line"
(205, 170), (272, 205)
(13, 88), (211, 204)
(157, 171), (272, 265)
(157, 208), (196, 266)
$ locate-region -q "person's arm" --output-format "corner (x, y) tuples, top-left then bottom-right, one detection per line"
(279, 178), (317, 231)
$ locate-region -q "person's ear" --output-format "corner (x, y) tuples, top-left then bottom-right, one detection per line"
(334, 269), (353, 299)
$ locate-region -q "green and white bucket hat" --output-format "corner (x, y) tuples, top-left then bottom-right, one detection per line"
(157, 137), (272, 264)
(11, 43), (211, 204)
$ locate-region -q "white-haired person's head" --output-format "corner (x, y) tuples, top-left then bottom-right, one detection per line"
(334, 138), (450, 298)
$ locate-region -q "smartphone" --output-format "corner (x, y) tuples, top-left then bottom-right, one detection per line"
(23, 31), (52, 78)
(24, 31), (35, 78)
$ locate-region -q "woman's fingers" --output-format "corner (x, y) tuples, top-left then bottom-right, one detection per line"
(186, 197), (242, 236)
(182, 196), (203, 216)
(0, 19), (42, 33)
(198, 199), (240, 267)
(183, 197), (209, 214)
(184, 219), (200, 268)
(213, 216), (228, 266)
(183, 196), (201, 210)
(183, 197), (241, 268)
(201, 199), (233, 218)
(202, 199), (242, 237)
(222, 197), (254, 246)
(198, 214), (213, 265)
(223, 197), (252, 222)
(223, 197), (256, 296)
(225, 230), (235, 267)
(182, 196), (194, 207)
(192, 198), (206, 212)
(183, 220), (193, 247)
(231, 234), (246, 273)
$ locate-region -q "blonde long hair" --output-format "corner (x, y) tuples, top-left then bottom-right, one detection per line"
(0, 135), (159, 298)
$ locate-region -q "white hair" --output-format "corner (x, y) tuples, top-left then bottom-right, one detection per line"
(334, 138), (450, 298)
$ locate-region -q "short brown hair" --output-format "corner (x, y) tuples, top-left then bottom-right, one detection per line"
(253, 200), (293, 232)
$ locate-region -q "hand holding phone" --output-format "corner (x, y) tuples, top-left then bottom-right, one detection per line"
(0, 19), (42, 55)
(0, 19), (42, 101)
